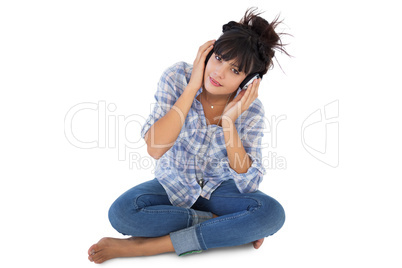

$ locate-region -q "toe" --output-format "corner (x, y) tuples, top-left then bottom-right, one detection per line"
(92, 252), (101, 263)
(88, 243), (99, 256)
(93, 252), (107, 264)
(253, 238), (264, 249)
(94, 258), (104, 264)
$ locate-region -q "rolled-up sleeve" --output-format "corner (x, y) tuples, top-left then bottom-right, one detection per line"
(140, 64), (180, 139)
(224, 102), (267, 193)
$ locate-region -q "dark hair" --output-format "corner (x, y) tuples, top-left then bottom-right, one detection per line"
(213, 8), (290, 76)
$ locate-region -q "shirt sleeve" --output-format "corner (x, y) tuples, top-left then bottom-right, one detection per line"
(140, 63), (182, 139)
(224, 101), (267, 193)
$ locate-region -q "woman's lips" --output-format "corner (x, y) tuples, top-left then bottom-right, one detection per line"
(209, 77), (222, 87)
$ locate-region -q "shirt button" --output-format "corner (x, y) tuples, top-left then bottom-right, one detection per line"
(198, 179), (205, 188)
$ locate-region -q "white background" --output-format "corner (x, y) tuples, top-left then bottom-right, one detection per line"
(1, 0), (401, 267)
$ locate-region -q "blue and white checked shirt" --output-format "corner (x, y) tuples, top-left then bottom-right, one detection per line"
(141, 62), (266, 208)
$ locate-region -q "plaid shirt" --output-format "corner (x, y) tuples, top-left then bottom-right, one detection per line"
(141, 62), (266, 208)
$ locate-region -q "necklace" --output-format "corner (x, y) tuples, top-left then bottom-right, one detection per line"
(202, 91), (231, 109)
(215, 91), (233, 126)
(197, 90), (234, 188)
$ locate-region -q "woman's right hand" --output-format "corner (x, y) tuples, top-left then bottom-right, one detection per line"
(187, 40), (215, 92)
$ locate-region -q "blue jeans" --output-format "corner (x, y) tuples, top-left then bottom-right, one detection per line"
(108, 179), (285, 255)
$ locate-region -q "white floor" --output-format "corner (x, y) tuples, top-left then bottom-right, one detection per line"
(1, 1), (401, 267)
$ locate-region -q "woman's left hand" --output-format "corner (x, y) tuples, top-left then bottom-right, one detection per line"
(222, 78), (261, 123)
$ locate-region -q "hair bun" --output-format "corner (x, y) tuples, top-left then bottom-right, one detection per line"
(257, 40), (274, 63)
(222, 21), (249, 33)
(240, 8), (289, 68)
(216, 8), (290, 75)
(222, 21), (237, 32)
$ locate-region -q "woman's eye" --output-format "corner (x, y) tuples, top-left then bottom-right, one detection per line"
(215, 55), (222, 61)
(232, 68), (239, 75)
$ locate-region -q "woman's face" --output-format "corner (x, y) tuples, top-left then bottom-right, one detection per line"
(203, 53), (247, 96)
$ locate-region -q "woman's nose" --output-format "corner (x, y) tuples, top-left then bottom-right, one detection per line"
(213, 64), (225, 78)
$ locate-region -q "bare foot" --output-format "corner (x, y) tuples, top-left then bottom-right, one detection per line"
(253, 238), (264, 249)
(88, 236), (174, 264)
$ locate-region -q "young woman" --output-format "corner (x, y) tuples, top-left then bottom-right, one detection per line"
(88, 8), (288, 263)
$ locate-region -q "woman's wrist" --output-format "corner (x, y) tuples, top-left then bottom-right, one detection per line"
(221, 115), (237, 126)
(184, 84), (200, 97)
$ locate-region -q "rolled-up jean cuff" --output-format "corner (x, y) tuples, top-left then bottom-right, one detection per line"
(170, 226), (202, 256)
